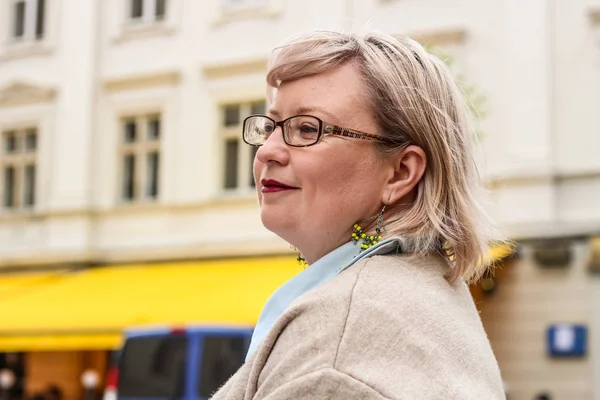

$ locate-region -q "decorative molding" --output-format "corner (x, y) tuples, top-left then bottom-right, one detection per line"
(0, 249), (95, 269)
(202, 57), (268, 80)
(103, 70), (181, 92)
(589, 8), (600, 25)
(201, 29), (464, 81)
(0, 43), (53, 62)
(556, 169), (600, 181)
(211, 3), (283, 27)
(0, 239), (293, 270)
(92, 238), (291, 266)
(0, 195), (258, 221)
(409, 27), (467, 47)
(112, 24), (176, 45)
(486, 170), (554, 189)
(0, 195), (269, 268)
(107, 194), (258, 216)
(504, 220), (600, 242)
(487, 169), (600, 189)
(0, 207), (74, 221)
(0, 81), (57, 107)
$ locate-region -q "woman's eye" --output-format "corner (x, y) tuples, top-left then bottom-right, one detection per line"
(260, 124), (275, 135)
(299, 124), (318, 135)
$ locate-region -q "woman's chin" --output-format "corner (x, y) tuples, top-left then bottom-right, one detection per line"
(260, 209), (296, 238)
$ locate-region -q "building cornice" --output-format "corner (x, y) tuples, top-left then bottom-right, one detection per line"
(0, 81), (56, 107)
(0, 238), (291, 270)
(211, 3), (283, 27)
(200, 29), (465, 82)
(201, 57), (268, 80)
(103, 70), (181, 92)
(0, 249), (95, 270)
(0, 195), (277, 269)
(504, 220), (600, 242)
(0, 194), (258, 222)
(487, 169), (600, 189)
(0, 43), (53, 62)
(112, 24), (176, 45)
(199, 28), (465, 82)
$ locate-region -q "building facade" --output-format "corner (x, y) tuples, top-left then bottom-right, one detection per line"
(0, 0), (599, 399)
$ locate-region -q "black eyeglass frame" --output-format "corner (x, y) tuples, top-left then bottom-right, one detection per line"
(242, 114), (395, 148)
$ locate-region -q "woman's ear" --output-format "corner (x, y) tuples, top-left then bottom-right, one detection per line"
(383, 145), (427, 205)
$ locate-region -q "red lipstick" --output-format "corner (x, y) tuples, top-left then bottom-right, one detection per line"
(260, 179), (299, 193)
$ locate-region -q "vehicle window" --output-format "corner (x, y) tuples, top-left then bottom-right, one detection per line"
(197, 335), (251, 397)
(118, 334), (188, 398)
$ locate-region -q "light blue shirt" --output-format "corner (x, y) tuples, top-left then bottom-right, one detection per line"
(245, 237), (404, 360)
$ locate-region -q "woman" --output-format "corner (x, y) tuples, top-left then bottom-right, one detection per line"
(211, 30), (505, 399)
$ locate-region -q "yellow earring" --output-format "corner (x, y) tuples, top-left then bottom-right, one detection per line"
(351, 203), (386, 251)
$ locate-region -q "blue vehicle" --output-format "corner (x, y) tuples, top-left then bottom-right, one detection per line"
(115, 325), (253, 400)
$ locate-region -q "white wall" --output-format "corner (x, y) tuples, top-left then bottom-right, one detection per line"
(0, 0), (599, 265)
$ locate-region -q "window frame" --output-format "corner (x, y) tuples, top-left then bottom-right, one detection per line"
(219, 100), (265, 194)
(0, 127), (38, 212)
(9, 0), (45, 42)
(118, 114), (162, 204)
(126, 0), (167, 26)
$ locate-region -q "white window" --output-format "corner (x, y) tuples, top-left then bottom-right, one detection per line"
(221, 100), (265, 191)
(1, 128), (37, 210)
(10, 0), (45, 41)
(128, 0), (167, 24)
(119, 114), (161, 202)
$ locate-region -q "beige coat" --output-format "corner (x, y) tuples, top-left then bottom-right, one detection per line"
(211, 254), (505, 399)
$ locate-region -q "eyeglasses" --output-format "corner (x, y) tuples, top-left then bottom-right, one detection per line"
(242, 114), (393, 147)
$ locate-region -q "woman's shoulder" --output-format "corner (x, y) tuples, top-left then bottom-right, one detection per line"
(316, 254), (488, 352)
(316, 253), (467, 310)
(290, 253), (489, 360)
(344, 253), (473, 307)
(313, 254), (503, 397)
(330, 252), (479, 327)
(258, 254), (505, 398)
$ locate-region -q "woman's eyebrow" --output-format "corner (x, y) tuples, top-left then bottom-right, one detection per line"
(267, 109), (281, 117)
(296, 106), (336, 120)
(267, 106), (336, 120)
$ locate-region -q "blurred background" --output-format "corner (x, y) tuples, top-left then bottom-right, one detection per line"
(0, 0), (599, 399)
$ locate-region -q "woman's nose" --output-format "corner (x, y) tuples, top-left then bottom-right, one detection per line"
(256, 126), (290, 165)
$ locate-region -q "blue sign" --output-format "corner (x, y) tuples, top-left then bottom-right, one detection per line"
(547, 324), (587, 357)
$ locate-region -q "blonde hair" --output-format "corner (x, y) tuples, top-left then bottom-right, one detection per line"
(266, 30), (501, 283)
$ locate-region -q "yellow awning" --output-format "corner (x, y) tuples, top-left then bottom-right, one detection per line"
(0, 244), (513, 352)
(0, 256), (300, 352)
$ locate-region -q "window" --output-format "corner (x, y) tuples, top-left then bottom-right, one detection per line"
(128, 0), (167, 24)
(198, 335), (251, 398)
(119, 115), (161, 202)
(220, 100), (265, 191)
(1, 128), (37, 210)
(118, 335), (187, 398)
(11, 0), (45, 41)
